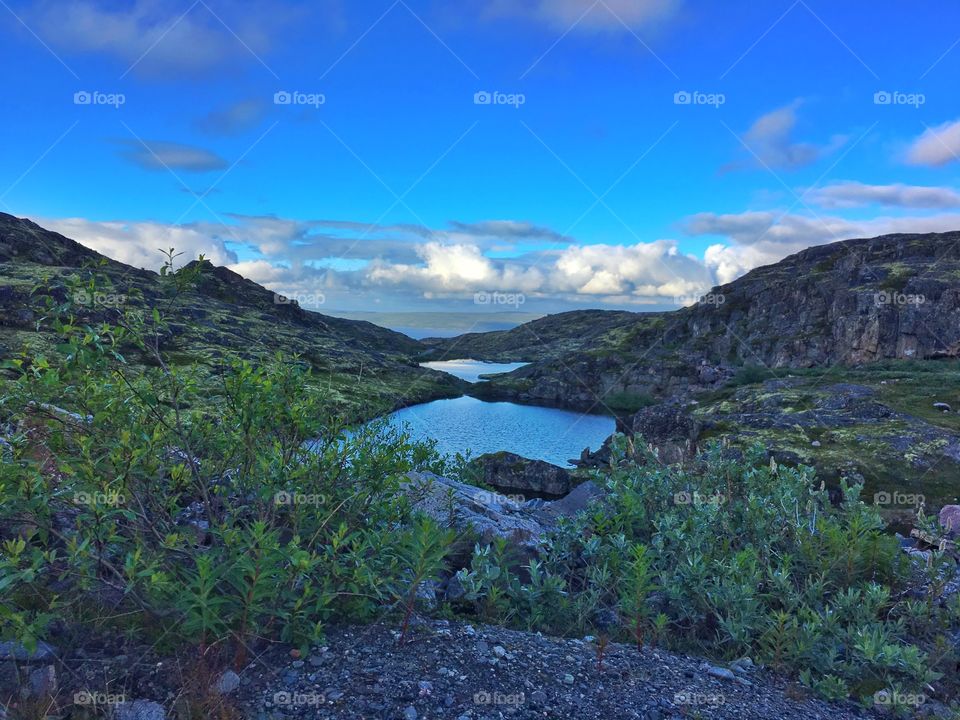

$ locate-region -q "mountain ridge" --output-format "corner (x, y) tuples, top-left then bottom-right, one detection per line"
(0, 213), (464, 420)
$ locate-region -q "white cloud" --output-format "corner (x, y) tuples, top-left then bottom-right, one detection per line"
(483, 0), (681, 31)
(726, 101), (845, 172)
(39, 217), (237, 270)
(689, 210), (960, 283)
(809, 181), (960, 209)
(35, 207), (960, 311)
(29, 0), (296, 76)
(116, 140), (228, 173)
(906, 120), (960, 167)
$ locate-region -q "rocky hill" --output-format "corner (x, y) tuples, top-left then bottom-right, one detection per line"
(0, 213), (463, 420)
(428, 231), (960, 411)
(426, 231), (960, 508)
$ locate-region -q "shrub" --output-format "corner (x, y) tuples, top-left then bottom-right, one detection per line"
(0, 261), (450, 666)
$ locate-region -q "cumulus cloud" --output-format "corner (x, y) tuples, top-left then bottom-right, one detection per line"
(29, 0), (289, 76)
(725, 101), (845, 172)
(906, 120), (960, 167)
(116, 140), (229, 172)
(688, 210), (960, 283)
(39, 207), (960, 311)
(39, 217), (237, 270)
(808, 182), (960, 210)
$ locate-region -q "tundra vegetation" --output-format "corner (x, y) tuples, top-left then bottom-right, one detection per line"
(1, 260), (958, 717)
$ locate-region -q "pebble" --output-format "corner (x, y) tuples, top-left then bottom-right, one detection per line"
(492, 645), (507, 658)
(403, 706), (418, 720)
(705, 665), (737, 682)
(561, 673), (575, 685)
(214, 670), (241, 695)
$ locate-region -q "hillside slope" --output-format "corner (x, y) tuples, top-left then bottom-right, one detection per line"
(430, 231), (960, 411)
(0, 214), (463, 419)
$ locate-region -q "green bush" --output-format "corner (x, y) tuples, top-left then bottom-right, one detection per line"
(0, 261), (450, 664)
(455, 438), (957, 706)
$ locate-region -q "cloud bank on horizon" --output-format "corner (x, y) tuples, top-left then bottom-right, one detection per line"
(4, 0), (960, 312)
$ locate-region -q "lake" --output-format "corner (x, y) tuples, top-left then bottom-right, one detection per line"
(377, 360), (615, 466)
(419, 358), (529, 383)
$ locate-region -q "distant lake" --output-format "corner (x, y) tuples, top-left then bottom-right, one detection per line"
(420, 358), (528, 383)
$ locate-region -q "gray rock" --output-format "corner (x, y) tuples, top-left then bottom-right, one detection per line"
(27, 664), (56, 697)
(940, 505), (960, 539)
(403, 706), (418, 720)
(213, 670), (241, 695)
(492, 645), (507, 658)
(444, 573), (466, 601)
(401, 472), (549, 553)
(705, 665), (737, 682)
(470, 452), (574, 497)
(112, 700), (166, 720)
(934, 402), (952, 412)
(0, 640), (57, 662)
(561, 673), (575, 685)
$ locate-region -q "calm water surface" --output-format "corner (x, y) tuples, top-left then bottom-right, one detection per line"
(378, 361), (614, 466)
(419, 358), (528, 383)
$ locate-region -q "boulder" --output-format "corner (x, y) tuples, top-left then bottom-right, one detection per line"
(400, 473), (607, 554)
(401, 472), (548, 552)
(533, 480), (605, 524)
(940, 505), (960, 539)
(470, 452), (573, 498)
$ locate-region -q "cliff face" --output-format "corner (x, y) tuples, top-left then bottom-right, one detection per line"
(456, 232), (960, 411)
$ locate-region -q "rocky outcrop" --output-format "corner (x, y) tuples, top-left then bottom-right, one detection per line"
(400, 472), (604, 553)
(470, 452), (574, 498)
(598, 379), (960, 509)
(448, 231), (960, 412)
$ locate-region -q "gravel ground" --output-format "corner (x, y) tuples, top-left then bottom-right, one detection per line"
(229, 620), (879, 720)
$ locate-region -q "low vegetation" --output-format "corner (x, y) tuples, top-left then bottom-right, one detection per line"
(1, 262), (958, 717)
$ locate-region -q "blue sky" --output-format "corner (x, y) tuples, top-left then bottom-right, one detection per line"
(2, 0), (960, 314)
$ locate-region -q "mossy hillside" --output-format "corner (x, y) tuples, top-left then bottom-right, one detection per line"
(0, 214), (466, 422)
(690, 365), (960, 508)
